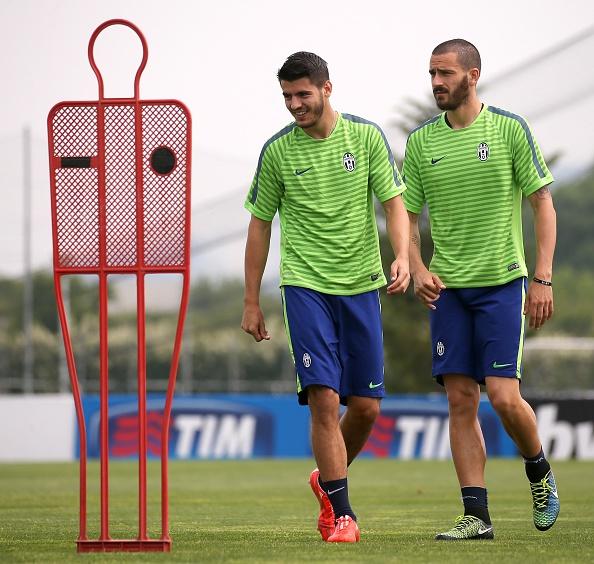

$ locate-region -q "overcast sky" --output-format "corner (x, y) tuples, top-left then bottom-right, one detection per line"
(1, 0), (593, 280)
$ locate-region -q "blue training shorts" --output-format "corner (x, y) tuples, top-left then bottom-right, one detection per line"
(430, 277), (527, 386)
(281, 285), (385, 406)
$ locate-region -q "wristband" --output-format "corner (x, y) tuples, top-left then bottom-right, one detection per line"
(533, 276), (552, 287)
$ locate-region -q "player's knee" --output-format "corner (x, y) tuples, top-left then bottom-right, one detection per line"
(488, 392), (518, 417)
(307, 386), (340, 422)
(446, 388), (479, 416)
(348, 399), (380, 426)
(446, 387), (480, 410)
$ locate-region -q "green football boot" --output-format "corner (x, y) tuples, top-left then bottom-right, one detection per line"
(530, 470), (560, 531)
(435, 515), (494, 540)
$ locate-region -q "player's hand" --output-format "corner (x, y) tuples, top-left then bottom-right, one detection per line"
(241, 303), (270, 342)
(525, 280), (553, 330)
(387, 256), (410, 295)
(412, 269), (446, 310)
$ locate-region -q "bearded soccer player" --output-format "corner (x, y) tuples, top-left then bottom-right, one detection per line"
(402, 39), (559, 540)
(241, 52), (410, 543)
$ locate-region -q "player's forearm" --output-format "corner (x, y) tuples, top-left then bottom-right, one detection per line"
(244, 218), (272, 305)
(383, 195), (409, 261)
(529, 189), (557, 281)
(533, 204), (556, 280)
(407, 211), (427, 276)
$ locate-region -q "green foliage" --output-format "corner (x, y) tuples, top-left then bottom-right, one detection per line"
(190, 279), (246, 329)
(185, 279), (293, 391)
(551, 167), (594, 271)
(0, 272), (54, 333)
(0, 324), (60, 392)
(1, 162), (594, 393)
(379, 212), (437, 393)
(0, 272), (101, 392)
(529, 267), (594, 337)
(521, 166), (594, 338)
(0, 277), (22, 334)
(0, 273), (295, 393)
(0, 459), (593, 562)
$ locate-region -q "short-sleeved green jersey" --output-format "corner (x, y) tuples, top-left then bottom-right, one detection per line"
(245, 113), (406, 295)
(402, 105), (554, 288)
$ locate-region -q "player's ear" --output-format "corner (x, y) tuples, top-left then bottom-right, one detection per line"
(322, 80), (332, 97)
(469, 67), (480, 87)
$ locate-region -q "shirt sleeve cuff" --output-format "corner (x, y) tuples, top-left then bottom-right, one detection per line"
(523, 175), (554, 197)
(377, 183), (407, 203)
(244, 202), (275, 221)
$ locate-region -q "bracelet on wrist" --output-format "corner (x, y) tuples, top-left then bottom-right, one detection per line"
(533, 276), (552, 287)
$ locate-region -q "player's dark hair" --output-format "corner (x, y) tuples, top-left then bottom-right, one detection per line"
(277, 52), (329, 86)
(432, 39), (481, 72)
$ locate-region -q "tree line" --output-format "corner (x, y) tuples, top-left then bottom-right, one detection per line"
(1, 164), (593, 394)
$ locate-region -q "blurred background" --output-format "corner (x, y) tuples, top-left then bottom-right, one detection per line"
(1, 0), (593, 462)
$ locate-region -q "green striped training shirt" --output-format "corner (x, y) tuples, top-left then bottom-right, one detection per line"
(245, 113), (406, 295)
(402, 105), (554, 288)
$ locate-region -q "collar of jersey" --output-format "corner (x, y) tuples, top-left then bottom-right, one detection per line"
(296, 112), (343, 141)
(441, 103), (487, 132)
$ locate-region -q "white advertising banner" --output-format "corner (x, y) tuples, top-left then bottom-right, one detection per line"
(0, 394), (74, 462)
(0, 394), (592, 462)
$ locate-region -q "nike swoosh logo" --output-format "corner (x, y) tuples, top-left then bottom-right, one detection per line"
(295, 167), (313, 176)
(327, 486), (345, 495)
(492, 362), (513, 369)
(431, 156), (446, 165)
(369, 381), (383, 389)
(478, 526), (493, 535)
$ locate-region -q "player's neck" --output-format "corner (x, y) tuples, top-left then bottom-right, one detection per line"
(445, 97), (483, 130)
(303, 108), (338, 139)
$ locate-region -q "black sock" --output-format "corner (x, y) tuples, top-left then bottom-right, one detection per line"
(524, 447), (551, 483)
(322, 478), (356, 521)
(461, 486), (491, 525)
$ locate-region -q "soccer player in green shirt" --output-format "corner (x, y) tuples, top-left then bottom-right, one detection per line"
(242, 52), (410, 542)
(403, 39), (560, 540)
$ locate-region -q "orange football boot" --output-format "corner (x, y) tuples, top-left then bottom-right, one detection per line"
(327, 515), (360, 543)
(309, 469), (335, 541)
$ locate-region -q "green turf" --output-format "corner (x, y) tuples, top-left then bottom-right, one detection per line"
(0, 459), (592, 562)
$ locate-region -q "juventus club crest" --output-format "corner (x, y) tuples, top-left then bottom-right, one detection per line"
(343, 152), (356, 172)
(477, 142), (490, 161)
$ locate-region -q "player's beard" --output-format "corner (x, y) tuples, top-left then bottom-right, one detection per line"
(294, 91), (325, 129)
(434, 75), (470, 111)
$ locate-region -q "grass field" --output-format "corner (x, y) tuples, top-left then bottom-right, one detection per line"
(0, 459), (593, 563)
